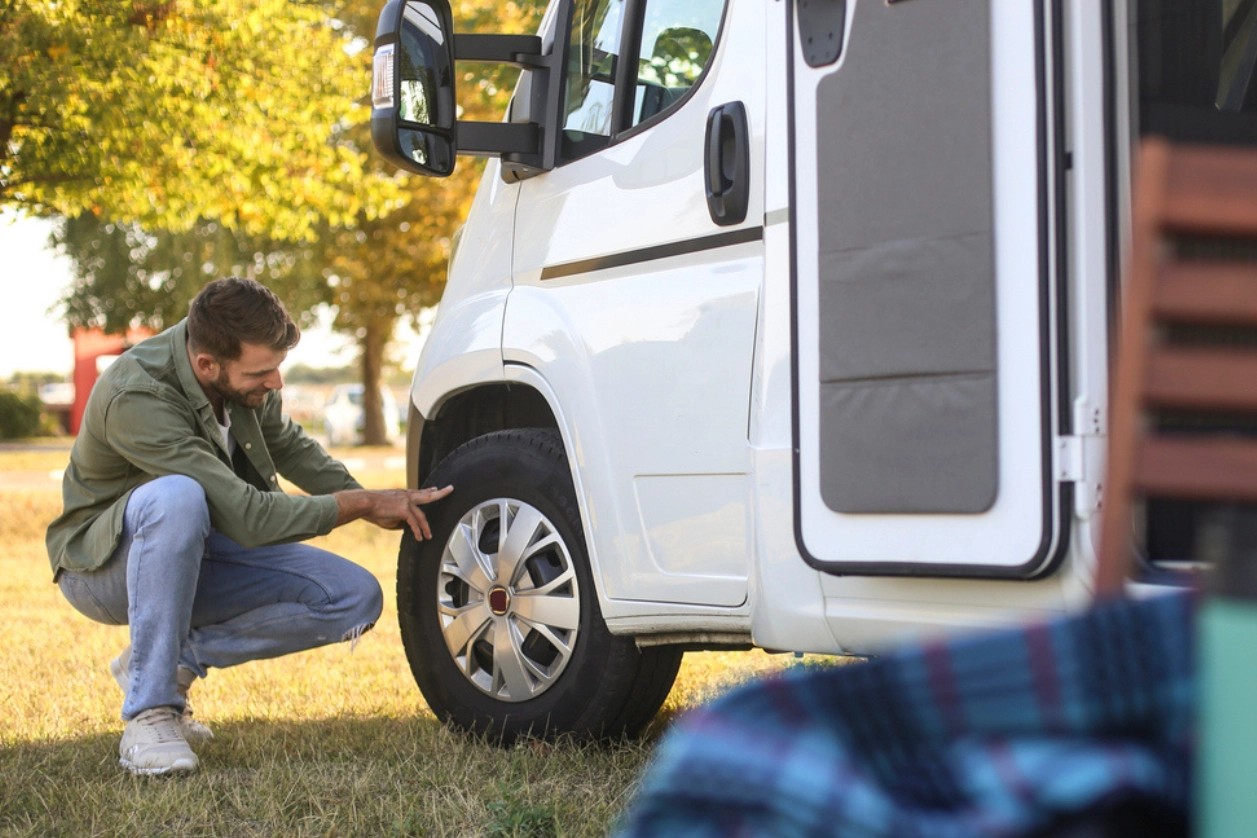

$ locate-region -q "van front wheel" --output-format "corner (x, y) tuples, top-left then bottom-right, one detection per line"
(397, 428), (681, 743)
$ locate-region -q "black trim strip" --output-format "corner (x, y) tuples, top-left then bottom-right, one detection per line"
(539, 226), (763, 280)
(1032, 0), (1073, 580)
(1102, 0), (1119, 361)
(1052, 0), (1071, 439)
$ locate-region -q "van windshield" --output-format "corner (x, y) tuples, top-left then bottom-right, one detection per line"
(1136, 0), (1257, 143)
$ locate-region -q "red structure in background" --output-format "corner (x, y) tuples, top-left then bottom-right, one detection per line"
(70, 326), (152, 434)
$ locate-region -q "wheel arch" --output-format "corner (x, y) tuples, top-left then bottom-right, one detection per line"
(411, 381), (561, 489)
(410, 369), (634, 621)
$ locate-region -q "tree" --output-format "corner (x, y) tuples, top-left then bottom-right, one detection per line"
(54, 213), (330, 333)
(49, 0), (545, 445)
(313, 0), (543, 444)
(319, 164), (482, 443)
(2, 0), (398, 239)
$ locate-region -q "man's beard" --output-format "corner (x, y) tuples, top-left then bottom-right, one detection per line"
(211, 370), (270, 409)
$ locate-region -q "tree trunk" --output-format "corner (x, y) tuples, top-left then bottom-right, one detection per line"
(359, 317), (391, 446)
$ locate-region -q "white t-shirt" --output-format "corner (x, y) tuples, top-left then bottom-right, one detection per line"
(217, 411), (235, 456)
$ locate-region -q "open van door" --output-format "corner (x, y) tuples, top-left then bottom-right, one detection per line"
(791, 0), (1069, 577)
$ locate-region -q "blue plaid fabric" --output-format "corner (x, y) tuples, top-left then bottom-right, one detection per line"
(615, 591), (1195, 837)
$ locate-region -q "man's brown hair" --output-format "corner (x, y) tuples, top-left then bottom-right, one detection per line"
(187, 277), (300, 361)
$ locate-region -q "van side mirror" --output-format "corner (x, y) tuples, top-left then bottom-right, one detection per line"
(372, 0), (457, 176)
(371, 0), (557, 178)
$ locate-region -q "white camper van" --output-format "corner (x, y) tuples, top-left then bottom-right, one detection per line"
(369, 0), (1251, 741)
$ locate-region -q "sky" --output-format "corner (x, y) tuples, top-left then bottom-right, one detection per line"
(0, 212), (422, 379)
(0, 213), (77, 377)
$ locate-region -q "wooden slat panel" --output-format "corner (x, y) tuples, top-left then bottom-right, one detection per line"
(1161, 145), (1257, 236)
(1134, 436), (1257, 502)
(1154, 262), (1257, 326)
(1098, 140), (1257, 594)
(1144, 347), (1257, 411)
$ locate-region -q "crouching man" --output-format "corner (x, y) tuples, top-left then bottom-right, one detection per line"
(45, 277), (451, 776)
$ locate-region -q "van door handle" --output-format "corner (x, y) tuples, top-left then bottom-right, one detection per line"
(705, 101), (750, 226)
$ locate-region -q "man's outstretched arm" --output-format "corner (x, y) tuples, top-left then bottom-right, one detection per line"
(333, 485), (454, 541)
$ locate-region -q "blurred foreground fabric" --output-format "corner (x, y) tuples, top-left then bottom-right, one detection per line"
(616, 591), (1195, 837)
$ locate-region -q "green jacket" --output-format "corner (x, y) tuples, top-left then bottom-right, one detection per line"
(46, 320), (361, 575)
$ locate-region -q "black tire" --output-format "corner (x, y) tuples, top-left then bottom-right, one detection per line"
(608, 641), (683, 737)
(397, 428), (682, 743)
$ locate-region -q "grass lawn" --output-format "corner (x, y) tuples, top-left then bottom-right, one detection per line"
(0, 443), (817, 837)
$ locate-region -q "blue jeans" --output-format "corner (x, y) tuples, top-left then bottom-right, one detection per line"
(57, 475), (383, 720)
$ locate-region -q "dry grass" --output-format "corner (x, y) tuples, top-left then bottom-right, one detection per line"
(0, 446), (809, 837)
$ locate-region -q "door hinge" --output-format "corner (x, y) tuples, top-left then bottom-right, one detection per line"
(1056, 399), (1106, 519)
(1056, 435), (1085, 482)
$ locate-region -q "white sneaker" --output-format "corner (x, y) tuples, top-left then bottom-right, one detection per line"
(110, 647), (214, 744)
(119, 707), (199, 776)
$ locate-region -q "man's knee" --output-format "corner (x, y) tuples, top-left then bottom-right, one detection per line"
(342, 568), (384, 640)
(128, 475), (211, 537)
(358, 572), (385, 625)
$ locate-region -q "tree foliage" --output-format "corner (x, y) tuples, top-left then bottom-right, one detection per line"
(40, 0), (545, 444)
(54, 213), (331, 333)
(0, 389), (42, 439)
(1, 0), (399, 240)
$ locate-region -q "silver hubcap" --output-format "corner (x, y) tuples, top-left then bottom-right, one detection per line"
(437, 498), (581, 701)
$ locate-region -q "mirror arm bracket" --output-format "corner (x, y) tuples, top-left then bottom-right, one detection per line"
(457, 122), (540, 157)
(453, 34), (546, 69)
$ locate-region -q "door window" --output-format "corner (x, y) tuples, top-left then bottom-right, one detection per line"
(560, 0), (725, 160)
(562, 0), (626, 157)
(631, 0), (724, 127)
(1136, 0), (1257, 143)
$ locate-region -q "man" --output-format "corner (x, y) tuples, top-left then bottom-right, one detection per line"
(45, 277), (452, 776)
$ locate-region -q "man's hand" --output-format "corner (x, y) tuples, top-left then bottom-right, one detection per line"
(333, 485), (454, 541)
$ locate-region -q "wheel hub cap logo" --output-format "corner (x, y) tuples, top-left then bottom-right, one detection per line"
(488, 587), (510, 615)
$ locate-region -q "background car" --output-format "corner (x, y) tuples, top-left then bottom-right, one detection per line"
(322, 383), (400, 446)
